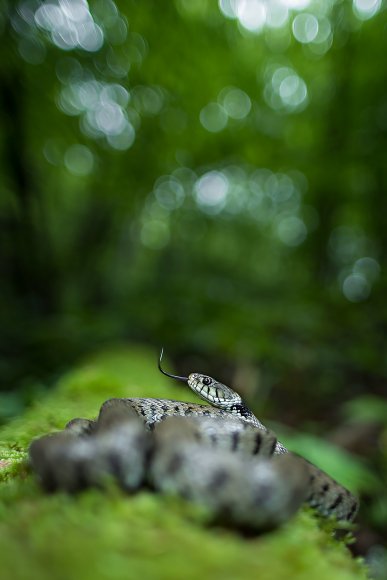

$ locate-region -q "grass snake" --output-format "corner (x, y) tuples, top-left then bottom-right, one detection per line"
(29, 350), (358, 530)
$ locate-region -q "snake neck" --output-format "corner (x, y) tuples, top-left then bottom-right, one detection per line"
(229, 403), (261, 427)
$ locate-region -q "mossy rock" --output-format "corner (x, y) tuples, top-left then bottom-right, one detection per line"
(0, 346), (367, 580)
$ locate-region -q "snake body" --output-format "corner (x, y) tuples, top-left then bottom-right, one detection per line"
(29, 355), (358, 530)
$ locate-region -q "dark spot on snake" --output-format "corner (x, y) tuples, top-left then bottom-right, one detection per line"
(208, 468), (230, 492)
(167, 452), (184, 475)
(210, 433), (217, 445)
(41, 467), (58, 493)
(139, 408), (146, 417)
(184, 408), (193, 416)
(309, 474), (316, 483)
(202, 410), (211, 416)
(322, 483), (330, 493)
(252, 432), (261, 455)
(252, 483), (272, 507)
(230, 404), (241, 416)
(161, 404), (169, 412)
(269, 438), (277, 456)
(88, 422), (97, 435)
(231, 431), (240, 452)
(108, 453), (123, 479)
(346, 502), (358, 521)
(328, 493), (343, 511)
(133, 432), (146, 449)
(174, 405), (180, 412)
(76, 461), (92, 490)
(230, 404), (250, 419)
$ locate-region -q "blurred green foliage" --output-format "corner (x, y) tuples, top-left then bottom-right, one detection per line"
(1, 0), (387, 570)
(1, 0), (386, 397)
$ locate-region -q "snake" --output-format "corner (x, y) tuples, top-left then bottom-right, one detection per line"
(29, 350), (359, 530)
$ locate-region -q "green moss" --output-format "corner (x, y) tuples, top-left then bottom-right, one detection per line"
(0, 346), (367, 580)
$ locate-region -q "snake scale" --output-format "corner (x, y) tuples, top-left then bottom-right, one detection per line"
(29, 350), (358, 530)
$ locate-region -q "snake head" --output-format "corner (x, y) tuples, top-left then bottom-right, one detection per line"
(158, 348), (242, 410)
(187, 373), (242, 409)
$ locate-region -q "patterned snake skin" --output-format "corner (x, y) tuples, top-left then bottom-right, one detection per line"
(29, 352), (358, 530)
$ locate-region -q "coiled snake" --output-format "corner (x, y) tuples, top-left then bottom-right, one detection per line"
(29, 350), (358, 530)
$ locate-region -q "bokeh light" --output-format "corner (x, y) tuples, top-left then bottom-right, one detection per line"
(154, 176), (186, 211)
(353, 0), (382, 21)
(276, 215), (307, 246)
(194, 171), (229, 214)
(34, 0), (104, 52)
(218, 87), (252, 120)
(200, 102), (228, 132)
(57, 74), (136, 149)
(237, 0), (267, 33)
(64, 144), (94, 176)
(264, 66), (308, 112)
(353, 257), (380, 283)
(292, 13), (319, 43)
(342, 273), (371, 302)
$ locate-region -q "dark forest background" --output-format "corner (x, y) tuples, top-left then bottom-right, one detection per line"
(1, 0), (386, 574)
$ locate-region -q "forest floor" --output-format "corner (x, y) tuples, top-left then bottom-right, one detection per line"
(0, 345), (368, 580)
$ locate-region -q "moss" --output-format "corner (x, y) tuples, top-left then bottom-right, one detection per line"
(0, 345), (367, 580)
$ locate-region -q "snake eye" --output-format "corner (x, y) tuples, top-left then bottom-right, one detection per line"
(202, 377), (211, 386)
